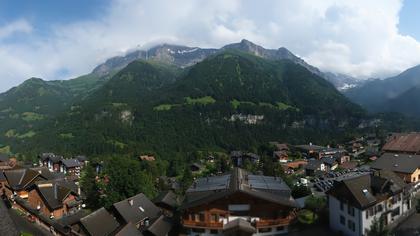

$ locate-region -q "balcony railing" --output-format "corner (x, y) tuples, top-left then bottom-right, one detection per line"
(254, 217), (293, 227)
(182, 220), (223, 229)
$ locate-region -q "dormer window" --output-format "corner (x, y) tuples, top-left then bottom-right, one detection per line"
(139, 206), (145, 212)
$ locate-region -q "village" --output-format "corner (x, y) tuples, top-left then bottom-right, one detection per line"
(1, 132), (420, 236)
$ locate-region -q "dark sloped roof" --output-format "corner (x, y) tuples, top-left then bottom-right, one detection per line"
(223, 218), (256, 234)
(80, 207), (120, 236)
(181, 168), (298, 210)
(144, 215), (173, 236)
(305, 160), (322, 170)
(58, 210), (89, 226)
(115, 222), (143, 236)
(295, 144), (325, 151)
(39, 153), (55, 161)
(35, 181), (72, 210)
(153, 190), (179, 208)
(371, 153), (420, 174)
(4, 168), (41, 190)
(321, 157), (337, 166)
(61, 159), (82, 168)
(75, 155), (87, 162)
(113, 193), (161, 225)
(327, 171), (405, 209)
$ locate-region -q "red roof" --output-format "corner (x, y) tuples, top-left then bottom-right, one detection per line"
(383, 133), (420, 154)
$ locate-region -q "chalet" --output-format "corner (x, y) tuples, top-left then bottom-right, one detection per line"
(74, 155), (88, 166)
(112, 193), (162, 229)
(334, 152), (351, 164)
(3, 168), (47, 200)
(27, 180), (81, 219)
(321, 157), (339, 171)
(326, 170), (412, 236)
(39, 153), (63, 172)
(382, 132), (420, 154)
(281, 160), (307, 175)
(319, 147), (347, 159)
(60, 159), (83, 177)
(305, 160), (325, 176)
(370, 153), (420, 185)
(180, 168), (298, 235)
(230, 151), (260, 167)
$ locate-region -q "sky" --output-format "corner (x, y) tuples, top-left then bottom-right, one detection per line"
(0, 0), (420, 91)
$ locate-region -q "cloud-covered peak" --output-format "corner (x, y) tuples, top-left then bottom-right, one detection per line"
(0, 0), (419, 91)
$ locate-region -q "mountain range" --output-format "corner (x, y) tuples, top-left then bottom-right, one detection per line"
(0, 40), (368, 159)
(345, 65), (420, 117)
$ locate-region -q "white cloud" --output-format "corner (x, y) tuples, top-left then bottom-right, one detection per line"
(0, 0), (419, 91)
(0, 19), (32, 40)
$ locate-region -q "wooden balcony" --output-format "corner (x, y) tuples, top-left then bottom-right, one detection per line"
(182, 220), (223, 229)
(255, 216), (294, 227)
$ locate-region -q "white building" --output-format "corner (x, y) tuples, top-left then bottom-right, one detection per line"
(327, 170), (413, 236)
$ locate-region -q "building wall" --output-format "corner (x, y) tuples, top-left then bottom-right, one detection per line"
(330, 193), (409, 236)
(328, 195), (362, 236)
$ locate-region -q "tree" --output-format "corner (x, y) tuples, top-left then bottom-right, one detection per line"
(304, 195), (326, 219)
(291, 185), (311, 198)
(98, 156), (157, 208)
(366, 216), (390, 236)
(80, 164), (100, 209)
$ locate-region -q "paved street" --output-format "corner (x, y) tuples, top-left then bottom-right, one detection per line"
(395, 213), (420, 236)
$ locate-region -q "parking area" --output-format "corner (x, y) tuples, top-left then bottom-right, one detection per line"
(309, 169), (371, 193)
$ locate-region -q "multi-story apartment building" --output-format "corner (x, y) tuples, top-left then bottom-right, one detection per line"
(327, 170), (412, 236)
(180, 168), (298, 236)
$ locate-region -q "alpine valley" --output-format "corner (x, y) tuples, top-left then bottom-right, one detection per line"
(0, 40), (392, 161)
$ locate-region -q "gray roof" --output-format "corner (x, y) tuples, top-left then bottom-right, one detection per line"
(115, 223), (143, 236)
(295, 144), (325, 151)
(113, 193), (161, 225)
(61, 159), (82, 168)
(80, 207), (120, 236)
(75, 155), (87, 162)
(0, 199), (19, 236)
(4, 168), (42, 191)
(153, 190), (179, 209)
(33, 181), (73, 210)
(327, 170), (406, 209)
(145, 215), (173, 236)
(321, 157), (337, 166)
(305, 159), (323, 170)
(370, 153), (420, 174)
(182, 168), (298, 209)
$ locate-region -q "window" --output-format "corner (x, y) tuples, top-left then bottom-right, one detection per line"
(348, 206), (355, 216)
(340, 215), (345, 225)
(194, 214), (200, 222)
(210, 214), (219, 222)
(392, 207), (400, 217)
(376, 204), (383, 213)
(365, 211), (369, 219)
(199, 213), (205, 221)
(340, 201), (344, 211)
(369, 207), (374, 217)
(348, 220), (355, 232)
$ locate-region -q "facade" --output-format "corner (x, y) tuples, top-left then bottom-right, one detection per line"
(27, 181), (81, 219)
(60, 159), (83, 177)
(39, 153), (63, 172)
(181, 168), (298, 236)
(327, 171), (412, 236)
